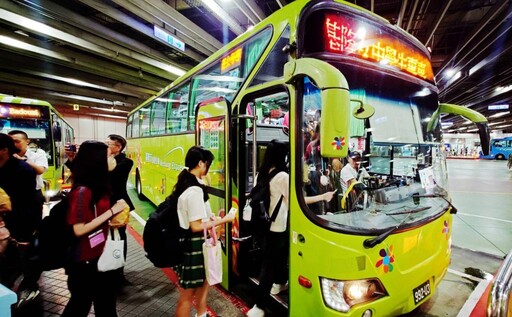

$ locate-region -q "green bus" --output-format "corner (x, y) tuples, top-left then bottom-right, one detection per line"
(126, 1), (490, 315)
(0, 94), (74, 196)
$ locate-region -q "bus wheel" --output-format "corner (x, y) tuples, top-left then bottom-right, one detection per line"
(135, 171), (146, 200)
(496, 154), (506, 160)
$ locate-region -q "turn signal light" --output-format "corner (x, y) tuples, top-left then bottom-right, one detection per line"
(298, 275), (312, 288)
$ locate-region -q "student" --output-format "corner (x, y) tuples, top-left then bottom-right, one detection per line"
(175, 146), (236, 317)
(248, 140), (335, 317)
(62, 141), (128, 317)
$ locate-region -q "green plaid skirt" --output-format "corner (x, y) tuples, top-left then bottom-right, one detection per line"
(175, 232), (205, 289)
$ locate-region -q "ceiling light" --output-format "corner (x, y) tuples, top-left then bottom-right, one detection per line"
(0, 35), (70, 61)
(90, 107), (129, 113)
(445, 69), (456, 78)
(199, 0), (244, 35)
(493, 124), (512, 129)
(0, 9), (186, 77)
(489, 111), (510, 118)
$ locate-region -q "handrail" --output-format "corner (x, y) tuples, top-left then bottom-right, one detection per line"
(487, 249), (512, 316)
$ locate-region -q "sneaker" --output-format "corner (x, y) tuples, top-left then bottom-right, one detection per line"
(246, 304), (265, 317)
(16, 289), (40, 307)
(270, 282), (288, 295)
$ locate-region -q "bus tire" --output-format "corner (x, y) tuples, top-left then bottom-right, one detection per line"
(135, 171), (147, 201)
(496, 154), (506, 160)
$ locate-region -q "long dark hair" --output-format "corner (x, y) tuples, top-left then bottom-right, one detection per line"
(173, 146), (214, 200)
(71, 141), (111, 203)
(258, 139), (289, 180)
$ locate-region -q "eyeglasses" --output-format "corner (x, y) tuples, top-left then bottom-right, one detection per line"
(106, 142), (120, 147)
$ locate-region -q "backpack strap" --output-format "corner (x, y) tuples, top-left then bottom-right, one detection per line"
(269, 195), (283, 223)
(268, 169), (284, 223)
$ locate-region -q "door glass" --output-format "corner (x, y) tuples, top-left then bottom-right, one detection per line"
(197, 116), (227, 249)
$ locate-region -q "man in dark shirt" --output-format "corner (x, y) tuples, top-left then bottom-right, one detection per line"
(106, 134), (134, 286)
(0, 133), (40, 304)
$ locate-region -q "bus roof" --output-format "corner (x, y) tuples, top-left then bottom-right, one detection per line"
(128, 0), (432, 116)
(0, 94), (52, 107)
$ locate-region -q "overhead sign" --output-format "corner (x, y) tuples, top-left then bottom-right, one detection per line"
(488, 104), (509, 110)
(154, 26), (185, 52)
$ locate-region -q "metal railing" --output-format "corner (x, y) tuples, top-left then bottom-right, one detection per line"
(488, 249), (512, 316)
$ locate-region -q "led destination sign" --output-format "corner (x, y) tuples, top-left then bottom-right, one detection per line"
(303, 10), (434, 82)
(0, 105), (41, 118)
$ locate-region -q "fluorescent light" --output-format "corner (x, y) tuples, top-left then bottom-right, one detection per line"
(0, 8), (186, 77)
(199, 0), (244, 35)
(489, 111), (510, 118)
(90, 107), (129, 113)
(493, 124), (512, 129)
(49, 92), (118, 105)
(0, 35), (70, 61)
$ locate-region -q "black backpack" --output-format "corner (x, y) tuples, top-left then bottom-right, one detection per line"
(143, 193), (187, 268)
(36, 195), (74, 271)
(246, 169), (284, 232)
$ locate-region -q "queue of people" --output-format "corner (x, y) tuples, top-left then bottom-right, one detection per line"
(0, 132), (134, 316)
(0, 131), (238, 317)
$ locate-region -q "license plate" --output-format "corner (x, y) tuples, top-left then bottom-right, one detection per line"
(413, 280), (431, 305)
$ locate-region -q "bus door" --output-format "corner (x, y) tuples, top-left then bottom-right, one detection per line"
(195, 97), (231, 290)
(233, 84), (290, 303)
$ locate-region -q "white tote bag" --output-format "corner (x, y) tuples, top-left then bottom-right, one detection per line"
(202, 223), (222, 285)
(97, 228), (125, 272)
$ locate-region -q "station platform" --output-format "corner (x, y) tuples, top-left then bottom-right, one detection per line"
(7, 158), (512, 316)
(11, 224), (248, 317)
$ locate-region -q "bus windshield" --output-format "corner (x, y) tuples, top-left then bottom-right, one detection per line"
(299, 65), (449, 233)
(0, 104), (53, 165)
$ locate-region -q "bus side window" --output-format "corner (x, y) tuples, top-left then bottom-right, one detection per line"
(165, 83), (190, 134)
(243, 90), (289, 192)
(151, 99), (166, 135)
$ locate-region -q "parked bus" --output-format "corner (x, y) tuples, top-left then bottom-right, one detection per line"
(0, 94), (74, 195)
(126, 1), (490, 315)
(480, 136), (512, 160)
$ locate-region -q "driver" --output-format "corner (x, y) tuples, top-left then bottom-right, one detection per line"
(340, 151), (369, 193)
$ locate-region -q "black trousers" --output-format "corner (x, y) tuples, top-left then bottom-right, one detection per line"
(255, 231), (289, 307)
(62, 260), (118, 317)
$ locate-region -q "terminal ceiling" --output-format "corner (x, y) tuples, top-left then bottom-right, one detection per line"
(0, 0), (511, 133)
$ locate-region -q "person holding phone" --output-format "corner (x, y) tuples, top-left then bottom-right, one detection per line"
(174, 146), (236, 317)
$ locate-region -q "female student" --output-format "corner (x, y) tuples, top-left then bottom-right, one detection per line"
(174, 146), (236, 317)
(62, 141), (128, 317)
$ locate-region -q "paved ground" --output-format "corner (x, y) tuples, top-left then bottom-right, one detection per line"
(10, 226), (247, 317)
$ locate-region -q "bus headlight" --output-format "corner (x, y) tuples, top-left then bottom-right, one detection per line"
(320, 277), (387, 312)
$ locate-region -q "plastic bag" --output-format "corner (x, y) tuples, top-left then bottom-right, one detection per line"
(202, 223), (222, 285)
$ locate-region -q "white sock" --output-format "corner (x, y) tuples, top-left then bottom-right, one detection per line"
(195, 313), (207, 317)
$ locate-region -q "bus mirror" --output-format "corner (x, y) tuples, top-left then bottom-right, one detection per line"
(284, 58), (351, 158)
(352, 100), (375, 119)
(427, 103), (490, 155)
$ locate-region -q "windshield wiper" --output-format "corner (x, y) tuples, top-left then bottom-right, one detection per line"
(363, 210), (416, 249)
(412, 193), (458, 214)
(385, 206), (431, 215)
